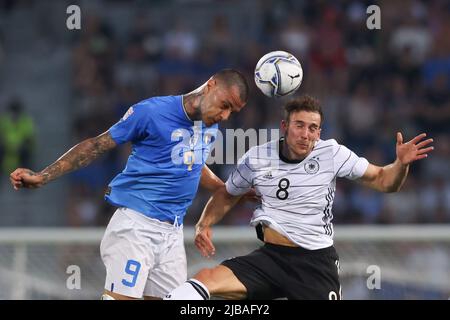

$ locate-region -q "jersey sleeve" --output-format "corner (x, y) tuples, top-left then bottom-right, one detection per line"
(108, 103), (150, 144)
(332, 140), (369, 180)
(225, 152), (254, 196)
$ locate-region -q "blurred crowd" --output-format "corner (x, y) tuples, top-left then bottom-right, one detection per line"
(2, 0), (449, 227)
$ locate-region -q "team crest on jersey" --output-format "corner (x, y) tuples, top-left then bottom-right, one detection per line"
(204, 133), (213, 144)
(304, 159), (319, 174)
(122, 107), (134, 121)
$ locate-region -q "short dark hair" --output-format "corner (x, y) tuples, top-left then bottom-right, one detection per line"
(213, 68), (249, 103)
(284, 95), (323, 126)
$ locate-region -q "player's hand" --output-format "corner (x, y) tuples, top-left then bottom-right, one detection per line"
(194, 224), (215, 258)
(396, 132), (434, 166)
(10, 168), (46, 190)
(239, 188), (261, 204)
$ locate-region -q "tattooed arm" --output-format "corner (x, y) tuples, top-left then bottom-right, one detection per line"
(10, 131), (117, 190)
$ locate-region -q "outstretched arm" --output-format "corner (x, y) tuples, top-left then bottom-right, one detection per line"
(195, 186), (243, 257)
(10, 131), (117, 189)
(359, 132), (433, 193)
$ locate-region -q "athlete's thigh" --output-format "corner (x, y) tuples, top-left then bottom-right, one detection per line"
(195, 265), (248, 300)
(143, 228), (187, 298)
(220, 248), (283, 300)
(100, 208), (153, 298)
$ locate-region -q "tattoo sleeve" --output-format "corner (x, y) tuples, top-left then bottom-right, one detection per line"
(40, 131), (117, 184)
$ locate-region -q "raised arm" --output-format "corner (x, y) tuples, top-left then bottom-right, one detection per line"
(10, 131), (117, 189)
(359, 132), (433, 192)
(195, 185), (243, 257)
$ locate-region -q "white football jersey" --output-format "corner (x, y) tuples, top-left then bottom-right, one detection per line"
(225, 138), (369, 250)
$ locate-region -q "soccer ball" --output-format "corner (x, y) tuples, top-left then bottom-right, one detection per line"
(254, 50), (303, 98)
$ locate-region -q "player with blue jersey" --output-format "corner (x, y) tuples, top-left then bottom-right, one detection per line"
(9, 69), (249, 300)
(105, 94), (219, 226)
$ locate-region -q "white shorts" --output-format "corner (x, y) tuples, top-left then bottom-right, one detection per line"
(100, 207), (186, 298)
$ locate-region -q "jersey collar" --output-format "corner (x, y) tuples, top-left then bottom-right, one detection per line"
(181, 95), (193, 122)
(278, 137), (304, 164)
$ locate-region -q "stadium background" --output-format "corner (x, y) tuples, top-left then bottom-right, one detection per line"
(0, 0), (449, 299)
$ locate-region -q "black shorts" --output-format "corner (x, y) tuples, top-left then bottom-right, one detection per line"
(220, 243), (341, 300)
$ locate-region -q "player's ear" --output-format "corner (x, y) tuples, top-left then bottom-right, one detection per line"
(281, 120), (288, 133)
(206, 78), (216, 92)
(317, 128), (321, 141)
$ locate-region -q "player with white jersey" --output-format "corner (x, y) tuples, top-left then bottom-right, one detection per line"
(231, 136), (368, 250)
(165, 95), (434, 300)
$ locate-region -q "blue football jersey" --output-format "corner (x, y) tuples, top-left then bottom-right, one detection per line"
(105, 95), (218, 224)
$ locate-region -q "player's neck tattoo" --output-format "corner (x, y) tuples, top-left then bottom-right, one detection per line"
(183, 93), (202, 121)
(192, 95), (203, 120)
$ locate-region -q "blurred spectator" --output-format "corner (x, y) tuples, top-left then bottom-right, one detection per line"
(0, 99), (35, 176)
(208, 15), (235, 61)
(417, 74), (450, 134)
(419, 178), (450, 223)
(421, 134), (450, 182)
(278, 14), (311, 59)
(343, 82), (380, 152)
(382, 177), (421, 223)
(389, 15), (432, 67)
(350, 188), (384, 223)
(0, 30), (4, 68)
(162, 19), (199, 61)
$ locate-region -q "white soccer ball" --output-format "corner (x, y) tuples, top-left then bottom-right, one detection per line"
(254, 50), (303, 98)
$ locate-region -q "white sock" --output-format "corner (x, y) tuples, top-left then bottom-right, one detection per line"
(164, 279), (210, 300)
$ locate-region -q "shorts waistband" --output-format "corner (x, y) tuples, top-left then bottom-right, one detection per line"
(120, 207), (183, 230)
(263, 242), (336, 255)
